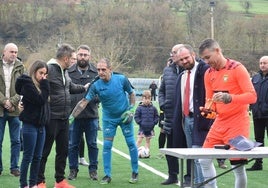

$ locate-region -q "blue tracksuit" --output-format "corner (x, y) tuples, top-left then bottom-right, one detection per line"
(85, 72), (138, 177)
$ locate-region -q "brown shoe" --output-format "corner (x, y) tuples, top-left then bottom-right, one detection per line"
(10, 169), (20, 177)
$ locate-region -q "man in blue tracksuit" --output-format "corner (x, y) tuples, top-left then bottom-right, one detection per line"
(70, 58), (138, 185)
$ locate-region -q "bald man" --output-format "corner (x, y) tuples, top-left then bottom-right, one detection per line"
(247, 56), (268, 171)
(0, 43), (25, 176)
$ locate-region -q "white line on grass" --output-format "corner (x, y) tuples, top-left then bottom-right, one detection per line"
(97, 139), (168, 179)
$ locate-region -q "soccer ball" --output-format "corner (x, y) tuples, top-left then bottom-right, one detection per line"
(138, 146), (150, 158)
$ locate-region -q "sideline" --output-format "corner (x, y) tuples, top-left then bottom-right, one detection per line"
(97, 139), (168, 179)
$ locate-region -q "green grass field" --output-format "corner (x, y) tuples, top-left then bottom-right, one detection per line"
(225, 0), (268, 14)
(1, 102), (267, 188)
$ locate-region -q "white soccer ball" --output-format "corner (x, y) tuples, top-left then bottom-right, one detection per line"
(138, 146), (150, 158)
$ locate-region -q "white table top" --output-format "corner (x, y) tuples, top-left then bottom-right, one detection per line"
(160, 147), (268, 159)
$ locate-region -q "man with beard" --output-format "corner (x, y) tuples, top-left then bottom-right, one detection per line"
(67, 45), (99, 181)
(173, 44), (212, 186)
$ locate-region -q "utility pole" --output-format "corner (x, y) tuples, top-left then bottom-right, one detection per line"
(210, 1), (215, 39)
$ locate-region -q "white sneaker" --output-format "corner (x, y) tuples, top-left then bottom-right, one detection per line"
(79, 158), (89, 166)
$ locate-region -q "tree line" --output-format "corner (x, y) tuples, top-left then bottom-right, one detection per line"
(0, 0), (267, 76)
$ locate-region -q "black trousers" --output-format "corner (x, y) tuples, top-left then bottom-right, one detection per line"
(158, 111), (166, 149)
(253, 118), (268, 163)
(38, 119), (69, 183)
(158, 132), (166, 149)
(151, 91), (156, 101)
(165, 133), (191, 178)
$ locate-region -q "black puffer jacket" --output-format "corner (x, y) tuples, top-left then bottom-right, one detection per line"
(134, 102), (159, 132)
(15, 74), (50, 127)
(250, 71), (268, 119)
(47, 59), (85, 120)
(158, 63), (183, 133)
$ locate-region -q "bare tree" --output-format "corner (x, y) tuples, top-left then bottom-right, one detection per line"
(1, 0), (267, 75)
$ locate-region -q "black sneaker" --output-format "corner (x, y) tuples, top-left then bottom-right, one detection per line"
(246, 162), (263, 171)
(184, 174), (191, 185)
(218, 161), (228, 169)
(161, 178), (178, 185)
(68, 169), (78, 180)
(100, 175), (111, 184)
(182, 180), (191, 187)
(89, 170), (98, 180)
(10, 169), (20, 177)
(129, 172), (138, 184)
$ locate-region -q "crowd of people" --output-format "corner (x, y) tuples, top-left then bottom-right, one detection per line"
(0, 39), (266, 188)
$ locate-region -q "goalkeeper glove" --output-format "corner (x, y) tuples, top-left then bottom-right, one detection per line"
(213, 92), (232, 104)
(121, 106), (135, 124)
(69, 115), (74, 126)
(221, 93), (232, 104)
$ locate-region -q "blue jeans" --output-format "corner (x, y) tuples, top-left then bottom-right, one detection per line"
(183, 116), (194, 148)
(68, 118), (99, 172)
(0, 111), (21, 172)
(20, 123), (45, 187)
(183, 116), (204, 185)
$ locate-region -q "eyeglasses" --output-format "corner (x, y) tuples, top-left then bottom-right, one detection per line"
(77, 53), (89, 57)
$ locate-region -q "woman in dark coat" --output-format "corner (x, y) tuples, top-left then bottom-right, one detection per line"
(16, 60), (50, 188)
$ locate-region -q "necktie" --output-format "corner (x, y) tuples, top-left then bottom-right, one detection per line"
(183, 70), (191, 116)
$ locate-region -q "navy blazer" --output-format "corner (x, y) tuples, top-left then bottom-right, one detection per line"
(250, 71), (268, 119)
(172, 60), (213, 147)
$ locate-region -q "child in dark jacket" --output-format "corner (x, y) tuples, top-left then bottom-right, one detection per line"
(134, 90), (159, 157)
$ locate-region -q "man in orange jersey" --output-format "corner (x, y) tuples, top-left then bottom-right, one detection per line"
(198, 39), (257, 188)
